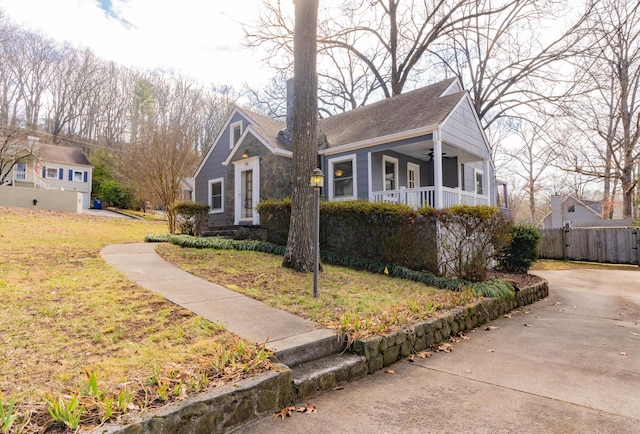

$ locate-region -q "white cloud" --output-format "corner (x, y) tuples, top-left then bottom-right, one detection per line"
(0, 0), (275, 88)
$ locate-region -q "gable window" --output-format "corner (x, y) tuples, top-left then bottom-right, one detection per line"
(382, 155), (398, 191)
(208, 178), (224, 213)
(329, 155), (356, 200)
(567, 204), (575, 213)
(475, 169), (484, 195)
(230, 121), (242, 149)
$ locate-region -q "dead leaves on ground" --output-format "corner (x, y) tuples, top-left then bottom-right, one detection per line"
(273, 403), (317, 420)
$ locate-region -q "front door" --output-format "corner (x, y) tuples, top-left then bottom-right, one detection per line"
(233, 157), (260, 225)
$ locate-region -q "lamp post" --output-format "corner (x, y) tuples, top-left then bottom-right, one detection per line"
(310, 168), (324, 298)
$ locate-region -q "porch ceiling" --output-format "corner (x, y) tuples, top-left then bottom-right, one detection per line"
(392, 141), (484, 163)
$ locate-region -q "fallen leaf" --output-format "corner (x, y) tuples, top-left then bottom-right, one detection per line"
(450, 337), (461, 343)
(620, 352), (628, 356)
(485, 326), (499, 331)
(630, 332), (639, 337)
(300, 403), (317, 414)
(332, 385), (344, 391)
(464, 369), (471, 373)
(503, 314), (512, 319)
(487, 349), (495, 353)
(437, 343), (453, 353)
(273, 406), (296, 420)
(384, 369), (397, 374)
(460, 334), (471, 340)
(524, 323), (533, 327)
(535, 316), (542, 319)
(416, 351), (432, 358)
(407, 354), (415, 362)
(617, 324), (625, 327)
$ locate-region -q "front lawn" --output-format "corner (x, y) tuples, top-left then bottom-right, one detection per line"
(0, 207), (271, 432)
(155, 243), (479, 340)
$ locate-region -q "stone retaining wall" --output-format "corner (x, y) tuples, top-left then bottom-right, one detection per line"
(94, 366), (293, 434)
(352, 280), (549, 373)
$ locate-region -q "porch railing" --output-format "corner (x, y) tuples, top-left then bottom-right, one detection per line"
(370, 186), (488, 209)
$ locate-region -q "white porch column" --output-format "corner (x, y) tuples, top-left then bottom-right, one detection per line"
(433, 129), (443, 208)
(483, 158), (491, 204)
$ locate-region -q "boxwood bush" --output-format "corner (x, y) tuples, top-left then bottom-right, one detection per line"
(496, 224), (541, 273)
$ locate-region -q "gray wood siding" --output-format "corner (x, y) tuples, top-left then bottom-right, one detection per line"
(441, 97), (489, 160)
(194, 111), (246, 227)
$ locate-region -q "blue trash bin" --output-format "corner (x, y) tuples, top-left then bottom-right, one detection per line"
(93, 199), (102, 210)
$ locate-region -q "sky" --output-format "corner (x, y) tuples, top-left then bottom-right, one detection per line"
(0, 0), (282, 90)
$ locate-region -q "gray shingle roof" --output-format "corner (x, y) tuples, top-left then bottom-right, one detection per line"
(319, 78), (462, 148)
(38, 143), (91, 166)
(238, 77), (463, 151)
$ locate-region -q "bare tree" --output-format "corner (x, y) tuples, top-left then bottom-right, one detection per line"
(0, 127), (29, 184)
(429, 0), (595, 130)
(502, 119), (556, 224)
(282, 0), (319, 272)
(554, 0), (640, 218)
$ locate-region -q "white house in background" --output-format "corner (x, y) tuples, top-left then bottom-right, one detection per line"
(542, 194), (633, 228)
(7, 141), (93, 209)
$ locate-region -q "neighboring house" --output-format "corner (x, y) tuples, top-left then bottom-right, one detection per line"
(177, 177), (195, 202)
(194, 78), (501, 227)
(542, 195), (632, 228)
(5, 140), (93, 209)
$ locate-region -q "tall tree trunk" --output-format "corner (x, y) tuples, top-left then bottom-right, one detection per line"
(282, 0), (319, 271)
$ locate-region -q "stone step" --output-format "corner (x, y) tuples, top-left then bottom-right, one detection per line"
(292, 352), (367, 401)
(268, 329), (345, 368)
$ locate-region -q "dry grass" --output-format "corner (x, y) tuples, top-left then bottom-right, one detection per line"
(156, 243), (479, 339)
(531, 259), (640, 271)
(0, 207), (271, 433)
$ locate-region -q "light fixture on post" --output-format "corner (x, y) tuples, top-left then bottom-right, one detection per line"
(309, 168), (324, 298)
(241, 150), (249, 159)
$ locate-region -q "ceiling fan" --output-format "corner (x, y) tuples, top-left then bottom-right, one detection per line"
(423, 148), (448, 161)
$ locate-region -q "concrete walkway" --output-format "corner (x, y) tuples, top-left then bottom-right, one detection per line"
(101, 243), (335, 354)
(240, 268), (640, 433)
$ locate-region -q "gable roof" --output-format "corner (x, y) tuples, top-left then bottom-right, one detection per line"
(37, 143), (91, 166)
(195, 77), (479, 176)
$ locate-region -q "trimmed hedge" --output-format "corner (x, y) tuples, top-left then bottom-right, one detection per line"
(258, 199), (438, 273)
(172, 202), (210, 236)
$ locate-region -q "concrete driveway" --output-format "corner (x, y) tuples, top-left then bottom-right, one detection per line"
(239, 269), (640, 433)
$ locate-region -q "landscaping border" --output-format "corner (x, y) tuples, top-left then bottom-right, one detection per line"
(352, 280), (549, 372)
(94, 280), (548, 433)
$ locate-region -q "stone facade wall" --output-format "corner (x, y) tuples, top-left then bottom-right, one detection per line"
(353, 280), (549, 373)
(224, 136), (292, 227)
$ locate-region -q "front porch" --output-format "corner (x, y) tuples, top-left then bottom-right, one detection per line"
(370, 185), (489, 209)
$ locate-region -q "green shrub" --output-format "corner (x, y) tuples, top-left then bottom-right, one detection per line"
(172, 202), (210, 236)
(496, 224), (541, 273)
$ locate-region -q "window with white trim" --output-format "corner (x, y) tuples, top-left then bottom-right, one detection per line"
(382, 155), (399, 191)
(329, 155), (357, 200)
(45, 167), (58, 179)
(475, 169), (484, 195)
(208, 178), (224, 213)
(230, 121), (242, 149)
(407, 162), (420, 189)
(73, 171), (83, 182)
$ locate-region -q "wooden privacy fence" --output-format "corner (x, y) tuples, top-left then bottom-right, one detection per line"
(538, 227), (640, 265)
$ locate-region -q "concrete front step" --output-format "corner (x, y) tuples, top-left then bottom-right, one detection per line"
(292, 352), (367, 401)
(268, 329), (345, 368)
